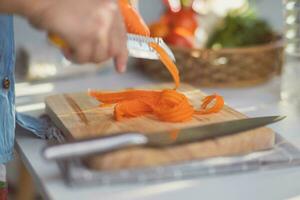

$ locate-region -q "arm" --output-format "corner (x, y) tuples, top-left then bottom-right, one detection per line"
(0, 0), (128, 72)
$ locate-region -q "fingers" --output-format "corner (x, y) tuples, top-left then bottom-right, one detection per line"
(54, 0), (128, 67)
(91, 3), (128, 72)
(113, 30), (128, 73)
(111, 10), (128, 73)
(62, 47), (72, 60)
(63, 41), (93, 64)
(114, 49), (128, 73)
(91, 4), (112, 63)
(74, 42), (93, 63)
(92, 30), (110, 63)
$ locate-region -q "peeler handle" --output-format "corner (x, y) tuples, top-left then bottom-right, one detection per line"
(43, 133), (148, 161)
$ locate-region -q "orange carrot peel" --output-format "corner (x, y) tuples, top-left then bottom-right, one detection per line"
(149, 42), (180, 89)
(169, 130), (180, 140)
(118, 0), (150, 36)
(89, 89), (224, 122)
(195, 94), (225, 115)
(88, 12), (224, 122)
(89, 89), (194, 122)
(89, 90), (161, 104)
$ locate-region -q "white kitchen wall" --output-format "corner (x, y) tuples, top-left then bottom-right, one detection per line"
(254, 0), (284, 31)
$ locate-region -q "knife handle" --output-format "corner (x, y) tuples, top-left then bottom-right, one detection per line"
(43, 133), (148, 161)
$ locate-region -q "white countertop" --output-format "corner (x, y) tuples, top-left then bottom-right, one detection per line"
(15, 67), (300, 200)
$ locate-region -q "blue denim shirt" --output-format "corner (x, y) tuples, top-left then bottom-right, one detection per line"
(0, 15), (47, 164)
(0, 15), (15, 163)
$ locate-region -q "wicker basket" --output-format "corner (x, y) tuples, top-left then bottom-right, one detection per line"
(138, 37), (284, 87)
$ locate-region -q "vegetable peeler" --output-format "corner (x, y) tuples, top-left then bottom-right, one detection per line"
(49, 33), (176, 62)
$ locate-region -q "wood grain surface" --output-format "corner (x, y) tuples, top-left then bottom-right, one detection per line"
(45, 83), (275, 170)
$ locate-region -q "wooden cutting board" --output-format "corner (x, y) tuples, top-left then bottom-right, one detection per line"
(45, 83), (275, 171)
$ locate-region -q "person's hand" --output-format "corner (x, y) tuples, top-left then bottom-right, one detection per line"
(21, 0), (128, 72)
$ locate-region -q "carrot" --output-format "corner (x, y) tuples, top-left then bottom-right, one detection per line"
(169, 130), (180, 140)
(90, 89), (194, 122)
(88, 90), (161, 103)
(90, 89), (224, 122)
(99, 103), (114, 108)
(118, 0), (150, 36)
(149, 42), (180, 89)
(153, 90), (194, 122)
(195, 94), (225, 115)
(114, 99), (153, 121)
(88, 31), (224, 122)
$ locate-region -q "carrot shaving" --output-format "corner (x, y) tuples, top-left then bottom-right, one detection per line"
(99, 103), (114, 108)
(118, 0), (150, 36)
(88, 89), (161, 103)
(169, 130), (180, 141)
(89, 89), (194, 122)
(195, 94), (225, 114)
(149, 42), (180, 89)
(114, 99), (153, 121)
(89, 88), (224, 122)
(153, 90), (194, 122)
(88, 20), (224, 122)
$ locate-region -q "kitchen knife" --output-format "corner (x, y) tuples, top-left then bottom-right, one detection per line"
(43, 116), (285, 161)
(49, 33), (176, 61)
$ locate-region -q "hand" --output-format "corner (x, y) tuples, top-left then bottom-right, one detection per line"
(22, 0), (128, 72)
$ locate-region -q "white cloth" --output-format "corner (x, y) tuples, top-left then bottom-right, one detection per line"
(0, 164), (6, 182)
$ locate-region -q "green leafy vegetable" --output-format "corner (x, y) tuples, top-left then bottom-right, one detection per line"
(206, 8), (274, 48)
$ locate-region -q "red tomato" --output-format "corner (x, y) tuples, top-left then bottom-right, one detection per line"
(165, 9), (181, 22)
(159, 14), (171, 25)
(172, 9), (198, 33)
(173, 26), (194, 37)
(165, 31), (194, 48)
(149, 22), (170, 38)
(163, 0), (171, 8)
(164, 8), (198, 34)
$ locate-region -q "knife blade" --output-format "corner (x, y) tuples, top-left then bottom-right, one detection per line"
(127, 33), (176, 61)
(43, 116), (285, 161)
